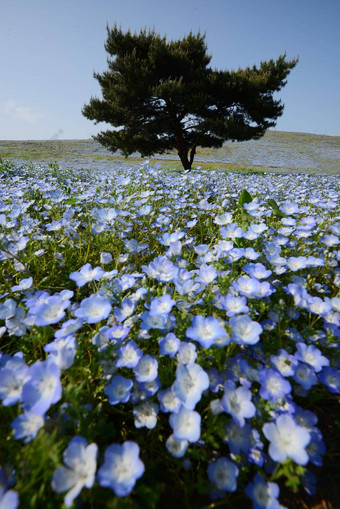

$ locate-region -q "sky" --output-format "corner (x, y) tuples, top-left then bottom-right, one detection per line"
(1, 0), (339, 140)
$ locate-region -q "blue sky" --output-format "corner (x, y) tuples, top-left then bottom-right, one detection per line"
(1, 0), (339, 139)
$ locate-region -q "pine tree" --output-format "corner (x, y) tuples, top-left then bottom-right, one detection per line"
(82, 26), (298, 170)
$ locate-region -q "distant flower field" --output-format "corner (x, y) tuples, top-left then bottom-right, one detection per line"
(0, 159), (339, 508)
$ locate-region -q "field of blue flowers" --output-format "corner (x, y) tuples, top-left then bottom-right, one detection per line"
(0, 158), (339, 509)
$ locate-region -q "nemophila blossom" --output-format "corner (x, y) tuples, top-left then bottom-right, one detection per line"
(158, 333), (180, 357)
(97, 441), (144, 497)
(149, 294), (176, 315)
(263, 413), (311, 465)
(243, 263), (272, 280)
(165, 434), (188, 458)
(22, 358), (62, 415)
(139, 377), (161, 397)
(213, 212), (233, 225)
(33, 295), (71, 326)
(220, 223), (243, 240)
(225, 421), (253, 455)
(133, 400), (159, 429)
(55, 317), (83, 339)
(244, 247), (261, 260)
(100, 251), (112, 264)
(270, 349), (297, 377)
(158, 387), (182, 413)
(158, 231), (185, 246)
(319, 367), (340, 393)
(75, 294), (112, 324)
(186, 315), (227, 348)
(245, 474), (280, 509)
(295, 343), (329, 372)
(114, 298), (136, 322)
(173, 363), (209, 410)
(306, 429), (326, 466)
(279, 201), (300, 215)
(0, 477), (18, 509)
(69, 263), (105, 287)
(176, 341), (197, 365)
(230, 314), (262, 345)
(133, 355), (158, 383)
(305, 296), (332, 317)
(258, 369), (291, 402)
(0, 298), (17, 320)
(196, 263), (218, 285)
(107, 323), (131, 341)
(221, 380), (256, 427)
(116, 340), (143, 369)
(44, 335), (77, 370)
(169, 406), (201, 442)
(104, 375), (133, 405)
(142, 255), (179, 282)
(232, 275), (261, 298)
(51, 436), (98, 508)
(11, 411), (44, 443)
(11, 276), (33, 292)
(214, 293), (249, 317)
(0, 359), (28, 405)
(208, 457), (239, 493)
(140, 311), (169, 330)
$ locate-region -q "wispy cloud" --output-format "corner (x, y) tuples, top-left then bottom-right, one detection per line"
(4, 100), (45, 124)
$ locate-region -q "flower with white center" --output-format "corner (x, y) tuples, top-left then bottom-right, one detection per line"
(97, 441), (144, 497)
(169, 406), (201, 442)
(11, 411), (44, 443)
(133, 400), (159, 429)
(173, 363), (209, 409)
(263, 414), (311, 465)
(51, 436), (98, 508)
(69, 263), (105, 287)
(222, 380), (256, 427)
(33, 295), (70, 326)
(22, 358), (62, 415)
(105, 375), (133, 405)
(207, 457), (239, 492)
(165, 434), (188, 458)
(133, 355), (158, 383)
(245, 474), (280, 509)
(186, 315), (227, 349)
(75, 294), (112, 324)
(230, 314), (262, 345)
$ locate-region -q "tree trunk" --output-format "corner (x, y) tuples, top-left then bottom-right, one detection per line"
(178, 150), (191, 171)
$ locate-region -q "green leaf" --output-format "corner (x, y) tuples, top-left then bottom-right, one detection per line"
(267, 198), (286, 218)
(238, 188), (253, 207)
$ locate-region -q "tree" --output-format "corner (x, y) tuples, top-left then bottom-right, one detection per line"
(82, 26), (298, 170)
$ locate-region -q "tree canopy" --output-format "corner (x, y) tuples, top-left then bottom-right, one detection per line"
(82, 26), (298, 169)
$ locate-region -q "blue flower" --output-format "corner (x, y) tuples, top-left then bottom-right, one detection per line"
(258, 369), (291, 402)
(230, 314), (262, 345)
(295, 343), (329, 372)
(173, 363), (209, 410)
(74, 294), (112, 324)
(69, 263), (105, 287)
(208, 458), (239, 493)
(133, 355), (158, 383)
(104, 375), (133, 405)
(51, 436), (98, 508)
(22, 358), (62, 415)
(319, 366), (340, 393)
(245, 474), (280, 509)
(158, 333), (181, 357)
(169, 406), (201, 442)
(263, 414), (311, 465)
(11, 411), (44, 443)
(116, 341), (143, 369)
(221, 380), (255, 427)
(186, 315), (227, 349)
(97, 441), (144, 497)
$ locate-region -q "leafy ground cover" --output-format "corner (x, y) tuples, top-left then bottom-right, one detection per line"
(0, 159), (339, 508)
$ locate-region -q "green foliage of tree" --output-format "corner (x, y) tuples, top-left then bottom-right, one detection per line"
(82, 26), (298, 169)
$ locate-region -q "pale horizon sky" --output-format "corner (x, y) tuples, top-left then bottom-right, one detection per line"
(1, 0), (339, 140)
